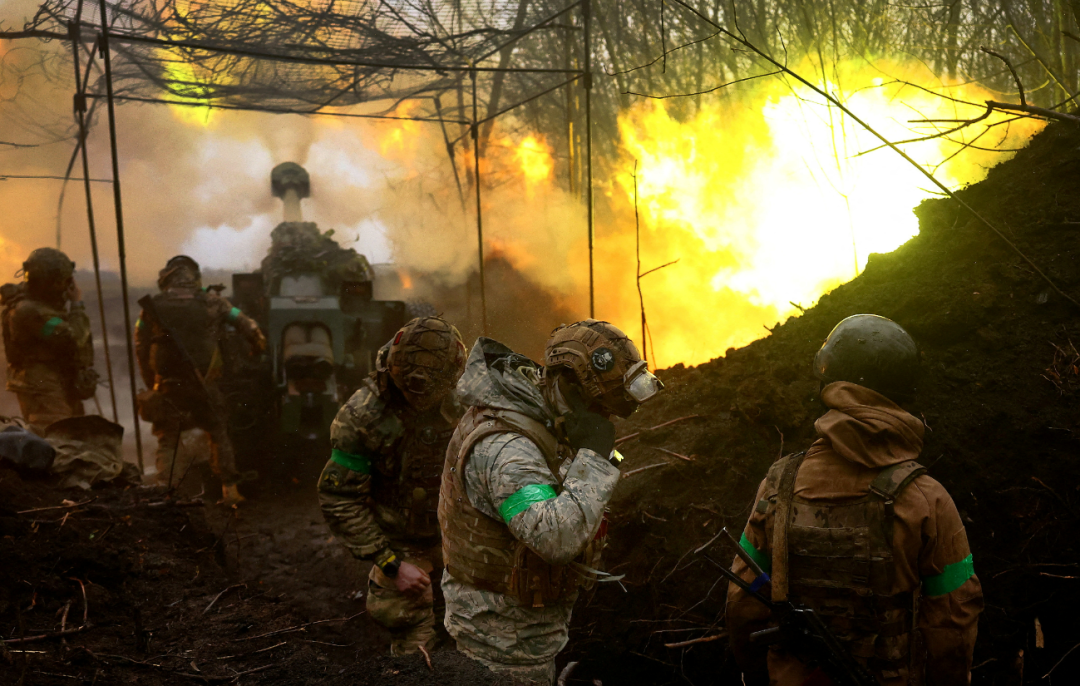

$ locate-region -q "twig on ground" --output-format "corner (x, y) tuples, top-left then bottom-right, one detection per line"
(69, 578), (88, 625)
(204, 584), (247, 615)
(622, 463), (670, 478)
(231, 612), (364, 642)
(217, 642), (287, 660)
(664, 633), (726, 648)
(419, 644), (434, 672)
(2, 625), (96, 644)
(557, 661), (579, 686)
(17, 499), (92, 514)
(653, 447), (694, 462)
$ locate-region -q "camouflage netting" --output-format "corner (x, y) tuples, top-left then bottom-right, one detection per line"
(24, 0), (571, 117)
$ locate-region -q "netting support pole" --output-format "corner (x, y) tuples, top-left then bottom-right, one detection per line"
(470, 68), (488, 337)
(98, 0), (144, 473)
(583, 0), (594, 318)
(69, 7), (118, 424)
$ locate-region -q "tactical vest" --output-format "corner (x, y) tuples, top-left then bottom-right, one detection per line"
(764, 452), (926, 681)
(0, 285), (27, 368)
(438, 405), (583, 608)
(374, 399), (458, 539)
(149, 290), (217, 381)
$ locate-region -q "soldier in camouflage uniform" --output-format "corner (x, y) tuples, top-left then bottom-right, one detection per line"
(438, 320), (664, 684)
(135, 256), (266, 504)
(318, 317), (467, 656)
(1, 248), (98, 434)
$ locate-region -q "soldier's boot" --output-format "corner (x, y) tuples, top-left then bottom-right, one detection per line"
(220, 483), (245, 506)
(388, 614), (438, 656)
(367, 563), (436, 656)
(465, 654), (556, 685)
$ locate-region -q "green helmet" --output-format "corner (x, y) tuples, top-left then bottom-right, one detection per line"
(23, 248), (75, 285)
(813, 314), (920, 401)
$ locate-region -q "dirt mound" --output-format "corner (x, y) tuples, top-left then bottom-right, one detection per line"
(565, 122), (1080, 684)
(0, 468), (507, 685)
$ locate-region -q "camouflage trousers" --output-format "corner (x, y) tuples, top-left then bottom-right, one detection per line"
(16, 390), (83, 436)
(367, 543), (445, 656)
(460, 652), (556, 685)
(152, 415), (239, 486)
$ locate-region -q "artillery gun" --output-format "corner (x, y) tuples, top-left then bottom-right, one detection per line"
(222, 163), (408, 470)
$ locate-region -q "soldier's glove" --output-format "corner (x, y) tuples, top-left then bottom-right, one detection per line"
(73, 367), (100, 400)
(563, 389), (616, 460)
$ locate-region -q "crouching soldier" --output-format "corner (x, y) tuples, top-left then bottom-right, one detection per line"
(318, 317), (467, 656)
(135, 255), (266, 504)
(2, 248), (98, 434)
(438, 320), (664, 684)
(727, 314), (983, 686)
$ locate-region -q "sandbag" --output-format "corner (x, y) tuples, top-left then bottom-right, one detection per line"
(45, 415), (126, 490)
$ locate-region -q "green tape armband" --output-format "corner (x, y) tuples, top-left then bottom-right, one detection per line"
(499, 484), (557, 523)
(740, 531), (772, 575)
(40, 317), (64, 338)
(923, 553), (975, 597)
(331, 448), (372, 474)
(228, 306), (242, 322)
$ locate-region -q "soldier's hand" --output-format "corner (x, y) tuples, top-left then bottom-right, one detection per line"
(65, 279), (82, 303)
(563, 386), (616, 459)
(394, 562), (431, 597)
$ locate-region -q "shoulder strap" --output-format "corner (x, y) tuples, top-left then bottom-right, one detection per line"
(771, 451), (807, 602)
(869, 460), (927, 501)
(489, 409), (563, 478)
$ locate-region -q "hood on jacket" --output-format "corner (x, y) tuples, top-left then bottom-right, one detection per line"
(814, 381), (925, 469)
(456, 337), (552, 426)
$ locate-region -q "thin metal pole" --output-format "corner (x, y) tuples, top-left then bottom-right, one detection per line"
(69, 12), (119, 423)
(583, 0), (594, 318)
(98, 0), (144, 473)
(470, 69), (487, 336)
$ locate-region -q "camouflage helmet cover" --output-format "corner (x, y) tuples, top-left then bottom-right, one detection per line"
(158, 255), (202, 290)
(23, 248), (75, 285)
(385, 316), (466, 406)
(543, 319), (662, 417)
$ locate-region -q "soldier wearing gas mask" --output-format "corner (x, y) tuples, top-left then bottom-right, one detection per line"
(438, 320), (664, 684)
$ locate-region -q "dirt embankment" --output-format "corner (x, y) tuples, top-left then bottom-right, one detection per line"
(564, 122), (1080, 684)
(0, 465), (505, 686)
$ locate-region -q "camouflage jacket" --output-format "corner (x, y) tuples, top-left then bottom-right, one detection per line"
(442, 338), (620, 667)
(2, 287), (93, 395)
(318, 375), (463, 559)
(135, 286), (264, 390)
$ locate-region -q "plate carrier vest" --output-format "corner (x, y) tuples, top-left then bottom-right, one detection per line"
(438, 405), (583, 608)
(765, 452), (927, 681)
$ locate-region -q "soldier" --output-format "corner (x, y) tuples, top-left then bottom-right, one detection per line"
(318, 316), (467, 656)
(726, 314), (983, 686)
(135, 255), (266, 504)
(438, 320), (664, 684)
(1, 248), (98, 434)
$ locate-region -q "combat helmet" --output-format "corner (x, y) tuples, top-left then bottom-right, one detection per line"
(543, 319), (663, 418)
(158, 255), (202, 290)
(23, 248), (75, 297)
(813, 314), (920, 401)
(381, 317), (466, 409)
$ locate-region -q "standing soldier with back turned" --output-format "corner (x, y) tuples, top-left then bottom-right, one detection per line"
(438, 320), (664, 684)
(727, 314), (983, 686)
(1, 248), (98, 434)
(318, 317), (467, 656)
(135, 255), (266, 504)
